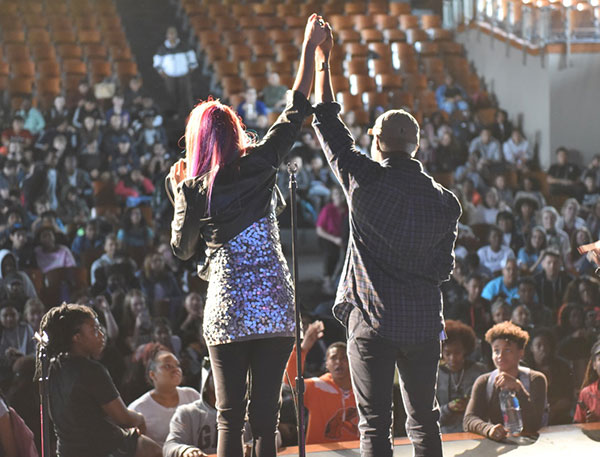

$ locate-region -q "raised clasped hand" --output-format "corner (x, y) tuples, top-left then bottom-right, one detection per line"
(169, 158), (187, 186)
(304, 13), (328, 47)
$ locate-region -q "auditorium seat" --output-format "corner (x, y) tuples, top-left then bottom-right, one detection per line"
(78, 29), (102, 45)
(364, 91), (389, 111)
(354, 15), (377, 30)
(74, 15), (98, 31)
(337, 91), (364, 112)
(204, 45), (228, 64)
(63, 59), (87, 77)
(109, 45), (132, 61)
(383, 29), (407, 43)
(406, 29), (430, 45)
(229, 45), (252, 62)
(275, 44), (300, 62)
(57, 44), (83, 60)
(368, 2), (389, 15)
(89, 60), (112, 83)
(23, 14), (48, 29)
(361, 29), (384, 44)
(32, 43), (57, 62)
(374, 15), (398, 31)
(421, 14), (442, 29)
(115, 61), (139, 85)
(53, 29), (77, 45)
(11, 61), (36, 79)
(350, 74), (377, 94)
(399, 15), (420, 30)
(8, 78), (34, 97)
(245, 30), (270, 46)
(222, 31), (244, 46)
(241, 60), (268, 78)
(344, 43), (370, 59)
(369, 42), (393, 60)
(338, 29), (361, 44)
(345, 2), (367, 15)
(5, 44), (30, 63)
(331, 75), (351, 93)
(371, 59), (395, 78)
(248, 75), (268, 92)
(84, 44), (109, 60)
(376, 73), (404, 91)
(2, 29), (26, 44)
(389, 3), (411, 16)
(28, 29), (51, 45)
(346, 58), (369, 76)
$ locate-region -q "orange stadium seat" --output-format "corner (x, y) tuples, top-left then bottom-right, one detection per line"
(74, 15), (98, 30)
(421, 14), (442, 29)
(23, 14), (48, 29)
(37, 77), (61, 97)
(338, 29), (361, 43)
(389, 3), (411, 15)
(350, 74), (377, 94)
(115, 61), (138, 85)
(365, 91), (389, 110)
(345, 2), (367, 15)
(9, 78), (34, 96)
(415, 41), (440, 56)
(371, 58), (395, 77)
(369, 42), (393, 60)
(331, 75), (351, 93)
(355, 14), (377, 30)
(252, 44), (275, 60)
(330, 15), (356, 31)
(376, 73), (404, 91)
(344, 43), (370, 58)
(267, 61), (292, 76)
(245, 30), (270, 46)
(78, 29), (102, 45)
(229, 45), (252, 61)
(3, 29), (26, 44)
(268, 29), (294, 44)
(368, 1), (389, 15)
(5, 44), (30, 63)
(31, 43), (57, 62)
(262, 17), (284, 30)
(213, 16), (237, 31)
(63, 59), (88, 76)
(38, 61), (61, 78)
(237, 16), (262, 30)
(253, 3), (275, 15)
(53, 29), (77, 44)
(407, 29), (429, 44)
(248, 75), (268, 92)
(221, 75), (245, 98)
(89, 60), (112, 83)
(110, 46), (132, 61)
(11, 61), (36, 78)
(337, 91), (364, 112)
(28, 29), (51, 45)
(390, 90), (415, 110)
(400, 15), (420, 30)
(84, 44), (108, 60)
(222, 31), (243, 46)
(57, 44), (83, 60)
(241, 60), (268, 78)
(383, 29), (407, 43)
(347, 58), (369, 75)
(22, 1), (44, 15)
(361, 29), (384, 43)
(204, 45), (228, 64)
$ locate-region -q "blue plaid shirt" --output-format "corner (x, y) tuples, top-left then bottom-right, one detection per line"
(312, 102), (462, 345)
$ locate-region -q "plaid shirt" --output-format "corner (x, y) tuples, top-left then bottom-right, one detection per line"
(312, 102), (462, 345)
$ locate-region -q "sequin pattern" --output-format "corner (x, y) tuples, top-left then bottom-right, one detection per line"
(203, 212), (295, 346)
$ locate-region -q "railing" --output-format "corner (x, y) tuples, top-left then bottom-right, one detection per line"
(443, 0), (600, 48)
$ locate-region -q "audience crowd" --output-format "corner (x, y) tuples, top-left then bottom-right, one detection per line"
(0, 27), (599, 457)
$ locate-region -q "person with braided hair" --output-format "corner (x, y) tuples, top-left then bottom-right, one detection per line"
(37, 303), (161, 457)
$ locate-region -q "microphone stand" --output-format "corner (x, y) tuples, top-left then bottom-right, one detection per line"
(34, 331), (50, 457)
(287, 162), (306, 457)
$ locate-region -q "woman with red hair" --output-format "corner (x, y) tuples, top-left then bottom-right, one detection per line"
(168, 15), (327, 457)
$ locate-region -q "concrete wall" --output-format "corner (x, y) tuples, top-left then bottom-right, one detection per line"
(455, 28), (600, 168)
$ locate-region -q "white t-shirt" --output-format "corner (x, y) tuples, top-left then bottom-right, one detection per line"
(129, 386), (200, 445)
(477, 245), (515, 274)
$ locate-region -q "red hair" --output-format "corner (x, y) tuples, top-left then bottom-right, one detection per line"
(185, 100), (249, 213)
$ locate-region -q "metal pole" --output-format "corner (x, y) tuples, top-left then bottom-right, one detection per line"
(35, 331), (50, 457)
(287, 162), (306, 457)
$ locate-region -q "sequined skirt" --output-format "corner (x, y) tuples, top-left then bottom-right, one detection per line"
(203, 213), (295, 346)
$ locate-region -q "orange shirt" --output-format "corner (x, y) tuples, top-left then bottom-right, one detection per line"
(285, 346), (359, 444)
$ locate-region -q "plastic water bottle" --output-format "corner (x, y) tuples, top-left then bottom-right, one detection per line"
(499, 390), (523, 435)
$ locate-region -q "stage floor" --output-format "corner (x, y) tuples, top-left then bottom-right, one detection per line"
(278, 423), (600, 456)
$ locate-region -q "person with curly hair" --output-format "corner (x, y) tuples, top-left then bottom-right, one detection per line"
(437, 320), (486, 433)
(463, 322), (548, 441)
(37, 303), (161, 457)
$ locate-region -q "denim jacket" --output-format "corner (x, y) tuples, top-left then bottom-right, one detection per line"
(169, 91), (312, 272)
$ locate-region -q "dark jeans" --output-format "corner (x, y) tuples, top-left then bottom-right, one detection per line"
(208, 337), (294, 457)
(347, 308), (442, 457)
(164, 73), (193, 117)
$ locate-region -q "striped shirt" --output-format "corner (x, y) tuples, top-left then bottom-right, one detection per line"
(312, 102), (462, 345)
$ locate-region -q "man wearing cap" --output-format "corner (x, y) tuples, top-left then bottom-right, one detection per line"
(310, 24), (461, 457)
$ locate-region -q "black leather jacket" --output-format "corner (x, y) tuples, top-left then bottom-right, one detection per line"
(169, 91), (312, 274)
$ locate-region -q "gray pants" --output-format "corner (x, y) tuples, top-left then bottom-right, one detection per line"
(347, 308), (443, 457)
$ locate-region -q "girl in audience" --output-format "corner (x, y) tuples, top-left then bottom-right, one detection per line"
(37, 303), (161, 457)
(473, 188), (503, 225)
(569, 227), (595, 275)
(136, 252), (183, 320)
(463, 322), (547, 441)
(491, 298), (512, 325)
(117, 206), (154, 249)
(23, 298), (45, 334)
(557, 198), (585, 240)
(585, 198), (600, 239)
(176, 292), (205, 347)
(437, 320), (486, 433)
(517, 226), (546, 275)
(316, 186), (347, 295)
(120, 289), (153, 353)
(513, 195), (538, 239)
(33, 224), (77, 274)
(511, 305), (533, 334)
(574, 340), (600, 423)
(129, 347), (200, 446)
